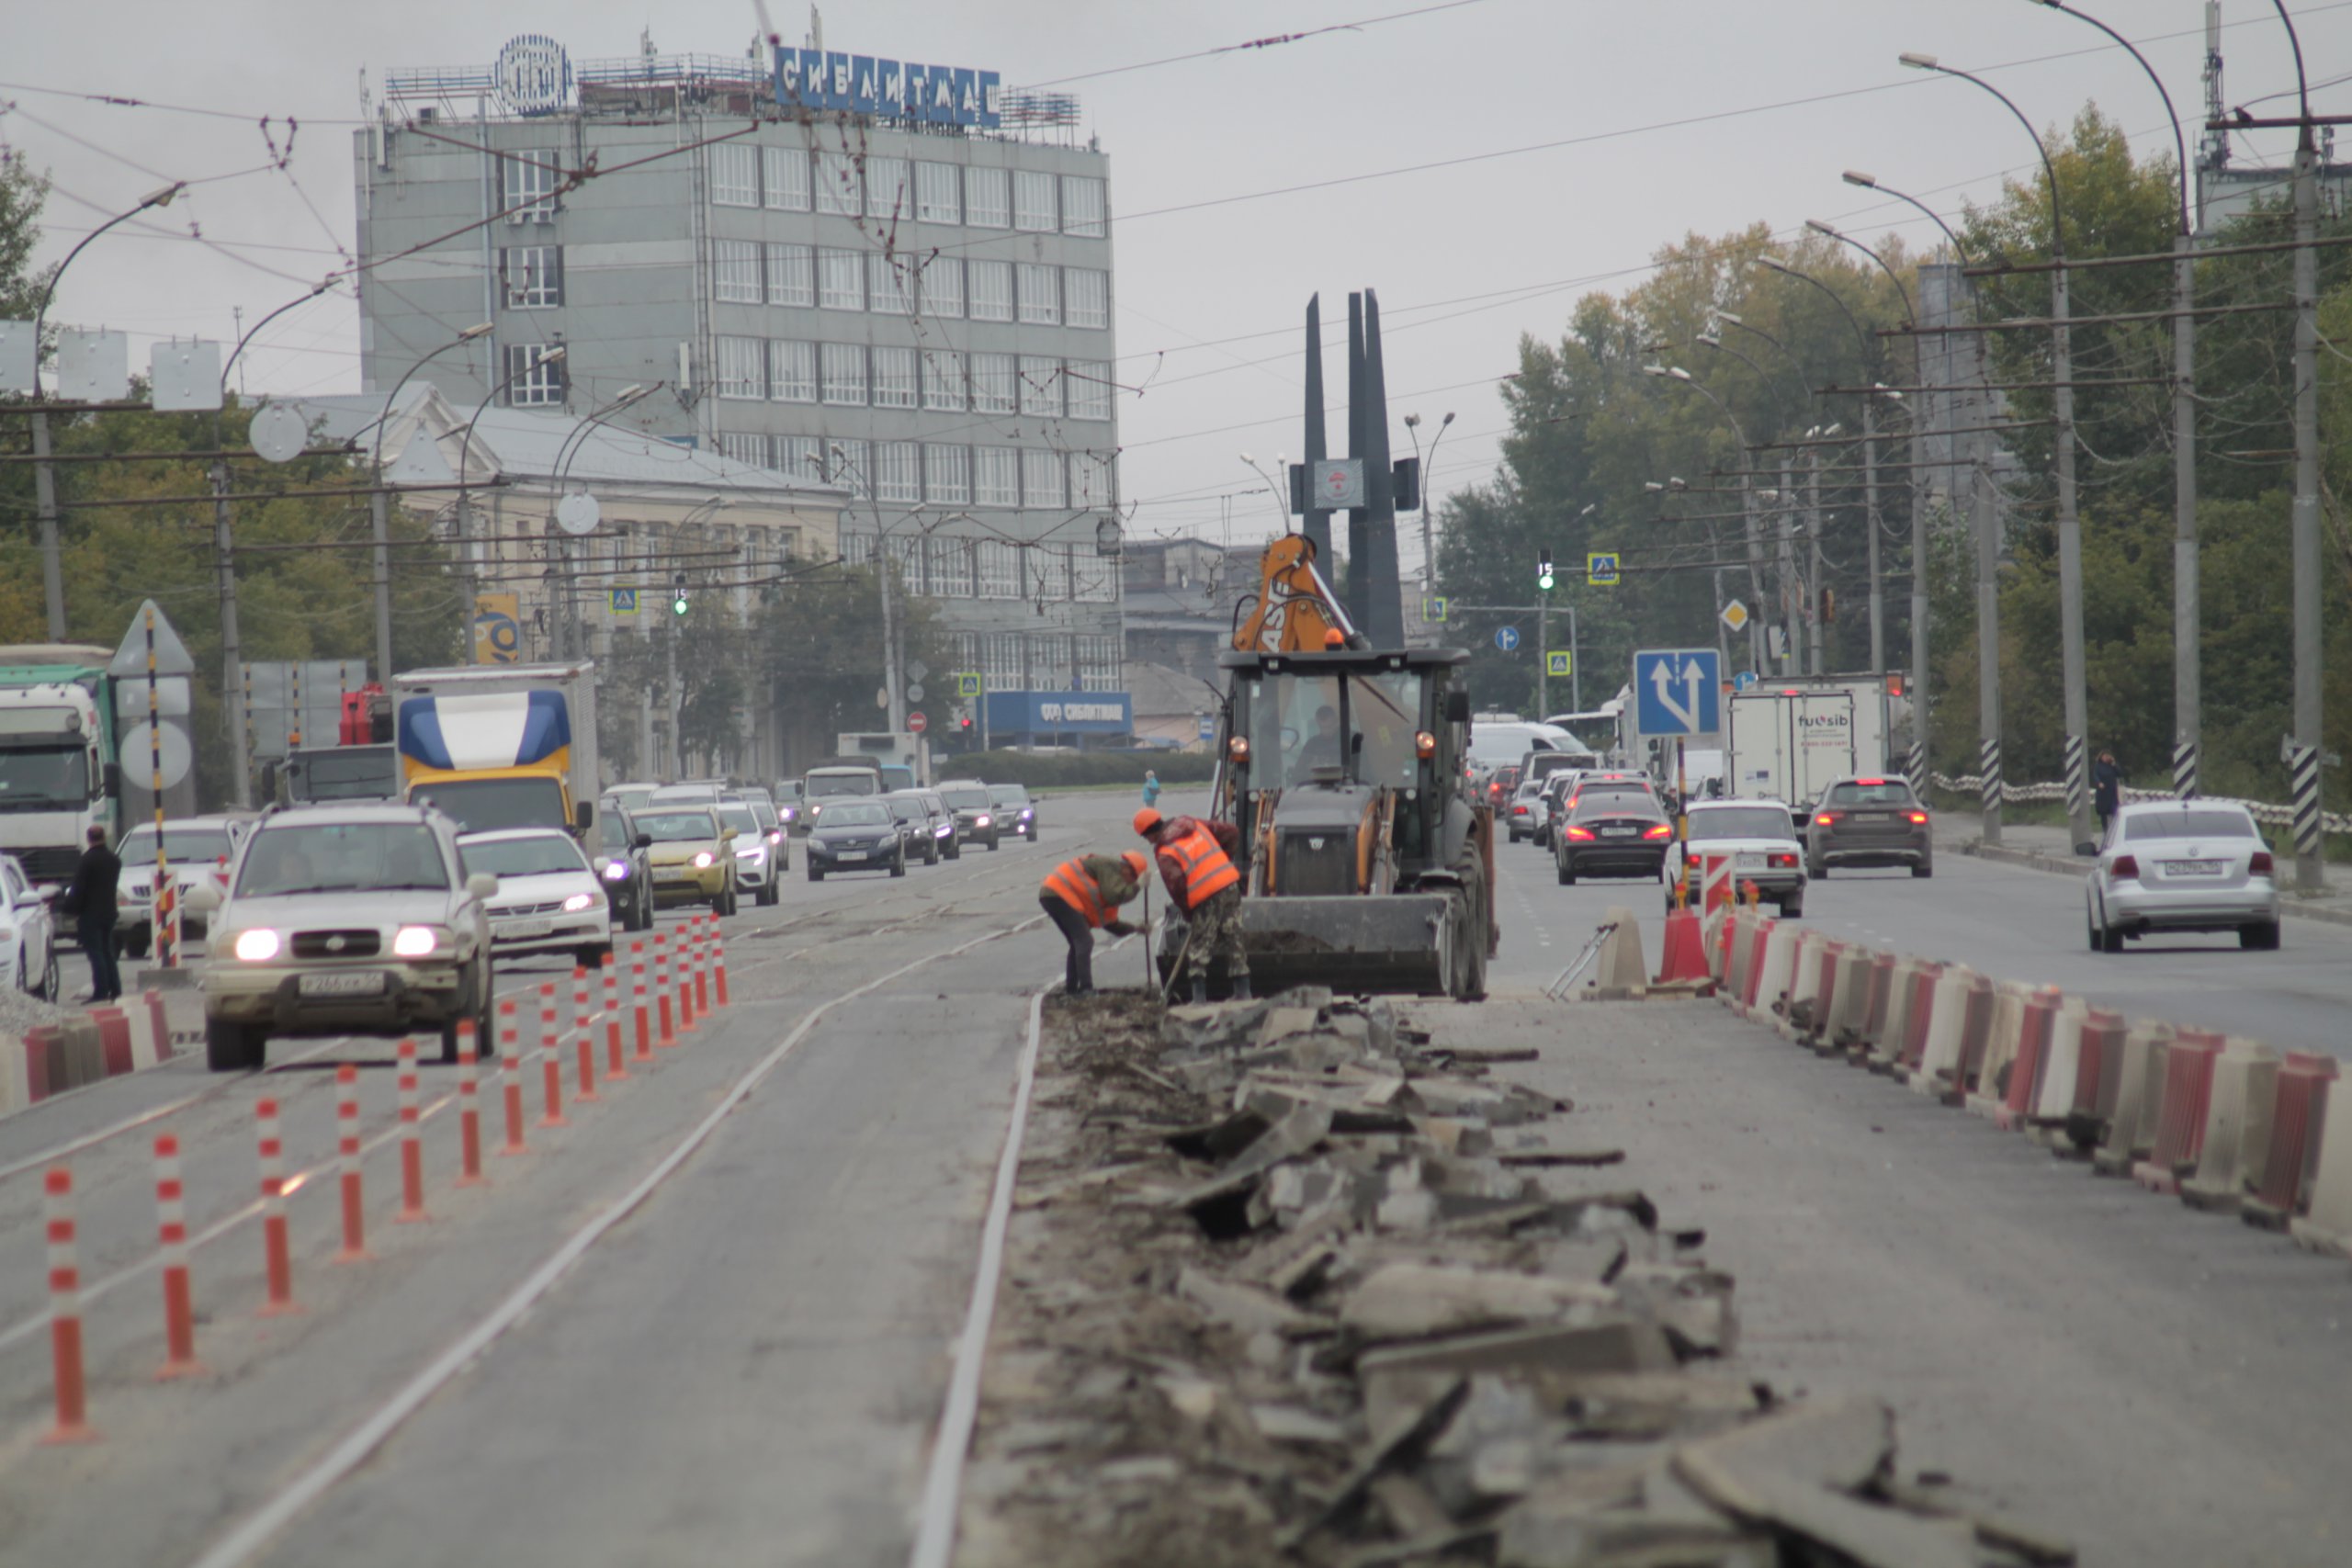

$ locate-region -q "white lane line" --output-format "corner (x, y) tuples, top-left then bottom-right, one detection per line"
(907, 983), (1049, 1568)
(183, 912), (1046, 1568)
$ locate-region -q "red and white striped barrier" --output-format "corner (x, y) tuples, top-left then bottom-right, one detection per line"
(692, 915), (712, 1018)
(2180, 1039), (2281, 1214)
(2092, 1023), (2173, 1177)
(676, 922), (699, 1033)
(602, 953), (628, 1081)
(654, 932), (679, 1049)
(497, 998), (528, 1159)
(2246, 1053), (2336, 1229)
(630, 940), (653, 1062)
(153, 1134), (202, 1378)
(1911, 964), (1981, 1094)
(396, 1036), (429, 1224)
(42, 1167), (95, 1443)
(334, 1064), (369, 1262)
(713, 922), (730, 1008)
(2133, 1032), (2226, 1194)
(456, 1021), (485, 1187)
(571, 965), (600, 1104)
(537, 981), (568, 1129)
(254, 1098), (300, 1316)
(2290, 1071), (2352, 1257)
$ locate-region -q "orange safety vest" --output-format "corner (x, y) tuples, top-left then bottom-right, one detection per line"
(1159, 822), (1240, 911)
(1043, 859), (1110, 928)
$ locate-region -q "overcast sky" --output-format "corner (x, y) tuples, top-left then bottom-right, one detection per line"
(10, 1), (2348, 566)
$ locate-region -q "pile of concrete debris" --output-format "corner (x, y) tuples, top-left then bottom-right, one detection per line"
(961, 987), (2072, 1568)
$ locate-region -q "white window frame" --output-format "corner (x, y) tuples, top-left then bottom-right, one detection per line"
(925, 444), (971, 504)
(922, 349), (967, 412)
(818, 247), (865, 311)
(1064, 267), (1109, 330)
(501, 245), (562, 309)
(716, 335), (766, 400)
(1022, 447), (1068, 510)
(1016, 263), (1060, 326)
(974, 446), (1020, 507)
(1078, 633), (1120, 685)
(820, 342), (867, 405)
(1013, 169), (1057, 232)
(876, 440), (922, 503)
(828, 440), (873, 497)
(504, 344), (566, 407)
(713, 239), (762, 304)
(924, 534), (975, 596)
(781, 434), (825, 485)
(915, 162), (962, 224)
(872, 345), (918, 409)
(971, 353), (1016, 415)
(913, 255), (963, 319)
(1061, 175), (1106, 238)
(711, 142), (760, 208)
(763, 146), (811, 211)
(967, 166), (1010, 228)
(1069, 448), (1118, 509)
(978, 544), (1021, 602)
(1066, 361), (1112, 422)
(765, 243), (814, 308)
(503, 152), (558, 221)
(1019, 356), (1063, 418)
(864, 156), (911, 220)
(868, 253), (913, 316)
(967, 260), (1013, 322)
(769, 339), (817, 403)
(816, 151), (860, 216)
(718, 432), (769, 468)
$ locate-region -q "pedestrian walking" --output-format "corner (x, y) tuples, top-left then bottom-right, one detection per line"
(58, 825), (123, 1003)
(1140, 769), (1161, 809)
(1038, 852), (1148, 997)
(2092, 750), (2123, 841)
(1135, 806), (1250, 1003)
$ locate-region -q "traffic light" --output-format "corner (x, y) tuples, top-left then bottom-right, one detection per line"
(1536, 549), (1555, 592)
(671, 573), (690, 617)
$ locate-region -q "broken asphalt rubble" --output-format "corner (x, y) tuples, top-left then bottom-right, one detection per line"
(960, 987), (2072, 1568)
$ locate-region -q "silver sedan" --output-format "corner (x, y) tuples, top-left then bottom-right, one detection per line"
(2086, 801), (2281, 953)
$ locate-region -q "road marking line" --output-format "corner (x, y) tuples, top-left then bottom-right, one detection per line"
(181, 912), (1046, 1568)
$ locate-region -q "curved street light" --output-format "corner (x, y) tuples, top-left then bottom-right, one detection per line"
(1645, 363), (1770, 669)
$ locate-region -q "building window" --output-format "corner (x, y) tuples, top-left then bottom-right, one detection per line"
(839, 529), (876, 567)
(827, 439), (873, 497)
(763, 146), (810, 211)
(1069, 448), (1117, 508)
(913, 255), (962, 319)
(818, 247), (865, 310)
(1067, 361), (1112, 422)
(1013, 169), (1057, 231)
(922, 349), (967, 412)
(868, 253), (913, 316)
(1022, 447), (1067, 510)
(967, 166), (1010, 228)
(816, 151), (860, 216)
(711, 142), (760, 207)
(924, 534), (974, 596)
(1076, 552), (1119, 604)
(503, 152), (558, 221)
(781, 434), (825, 485)
(1078, 633), (1120, 686)
(876, 440), (922, 502)
(503, 344), (566, 407)
(501, 245), (562, 309)
(765, 243), (814, 308)
(925, 443), (971, 504)
(713, 239), (762, 304)
(979, 630), (1022, 686)
(718, 432), (769, 468)
(1065, 268), (1109, 330)
(916, 162), (962, 224)
(968, 260), (1012, 323)
(1016, 263), (1060, 326)
(769, 339), (817, 403)
(717, 335), (766, 400)
(978, 545), (1021, 602)
(975, 446), (1020, 507)
(1062, 175), (1106, 238)
(873, 345), (918, 409)
(971, 353), (1016, 415)
(820, 343), (867, 405)
(1019, 356), (1063, 418)
(864, 156), (910, 220)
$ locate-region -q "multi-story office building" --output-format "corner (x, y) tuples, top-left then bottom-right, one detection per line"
(356, 34), (1126, 743)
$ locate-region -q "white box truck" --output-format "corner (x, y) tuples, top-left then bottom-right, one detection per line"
(1725, 676), (1898, 826)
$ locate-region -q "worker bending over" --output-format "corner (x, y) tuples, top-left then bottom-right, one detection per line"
(1039, 850), (1148, 997)
(1134, 806), (1252, 1004)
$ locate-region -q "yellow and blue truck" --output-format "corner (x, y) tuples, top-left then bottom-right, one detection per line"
(392, 661), (600, 836)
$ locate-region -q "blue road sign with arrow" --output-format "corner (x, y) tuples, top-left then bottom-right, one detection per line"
(1633, 648), (1721, 736)
(1493, 626), (1520, 652)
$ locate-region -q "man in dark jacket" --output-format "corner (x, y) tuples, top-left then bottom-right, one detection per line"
(2092, 751), (2123, 841)
(59, 825), (123, 1003)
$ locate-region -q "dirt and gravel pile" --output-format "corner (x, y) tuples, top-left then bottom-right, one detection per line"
(959, 987), (2074, 1568)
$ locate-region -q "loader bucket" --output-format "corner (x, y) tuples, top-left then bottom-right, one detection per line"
(1232, 893), (1457, 997)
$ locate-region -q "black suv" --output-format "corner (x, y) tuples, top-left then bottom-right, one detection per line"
(592, 802), (655, 931)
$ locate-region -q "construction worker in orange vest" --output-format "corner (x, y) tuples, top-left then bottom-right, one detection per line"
(1039, 850), (1149, 997)
(1134, 806), (1251, 1003)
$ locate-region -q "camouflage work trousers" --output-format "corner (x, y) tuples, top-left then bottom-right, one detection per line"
(1179, 885), (1249, 985)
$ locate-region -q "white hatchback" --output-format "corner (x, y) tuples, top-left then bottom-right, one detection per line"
(458, 828), (612, 967)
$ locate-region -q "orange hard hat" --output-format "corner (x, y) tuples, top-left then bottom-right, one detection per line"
(1122, 850), (1148, 878)
(1133, 807), (1163, 836)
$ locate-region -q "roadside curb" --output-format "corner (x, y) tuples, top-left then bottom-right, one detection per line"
(1952, 838), (2352, 931)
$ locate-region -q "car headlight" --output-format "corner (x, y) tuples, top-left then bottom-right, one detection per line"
(561, 893), (597, 913)
(976, 813), (991, 827)
(600, 860), (631, 882)
(736, 843), (766, 863)
(693, 851), (714, 868)
(391, 925), (447, 958)
(233, 928), (281, 962)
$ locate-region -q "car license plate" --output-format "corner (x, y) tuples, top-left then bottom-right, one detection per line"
(1602, 826), (1636, 838)
(839, 850), (865, 862)
(1855, 811), (1891, 823)
(1736, 852), (1765, 869)
(299, 970), (386, 998)
(2162, 860), (2224, 876)
(499, 918), (553, 938)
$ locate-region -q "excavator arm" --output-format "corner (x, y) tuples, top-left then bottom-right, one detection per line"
(1231, 535), (1365, 654)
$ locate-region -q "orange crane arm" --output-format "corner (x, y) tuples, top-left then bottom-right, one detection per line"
(1230, 535), (1364, 653)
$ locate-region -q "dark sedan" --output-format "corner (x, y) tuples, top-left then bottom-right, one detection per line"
(883, 791), (943, 866)
(1554, 785), (1674, 886)
(591, 802), (655, 931)
(989, 784), (1038, 840)
(805, 799), (908, 881)
(1807, 775), (1933, 878)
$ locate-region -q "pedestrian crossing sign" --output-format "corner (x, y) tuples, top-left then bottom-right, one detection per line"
(956, 671), (983, 698)
(1546, 650), (1572, 677)
(609, 586), (639, 615)
(1587, 552), (1621, 587)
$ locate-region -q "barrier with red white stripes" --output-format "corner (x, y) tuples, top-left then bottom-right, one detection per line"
(255, 1098), (300, 1316)
(571, 966), (601, 1104)
(395, 1036), (429, 1224)
(498, 998), (529, 1158)
(43, 1167), (94, 1443)
(153, 1134), (202, 1379)
(537, 981), (568, 1129)
(456, 1021), (485, 1187)
(334, 1065), (369, 1262)
(2248, 1053), (2336, 1229)
(603, 953), (629, 1080)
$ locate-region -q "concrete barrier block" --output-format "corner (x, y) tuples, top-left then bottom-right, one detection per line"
(1826, 944), (1872, 1051)
(2245, 1054), (2337, 1230)
(0, 1031), (26, 1114)
(128, 991), (166, 1068)
(2093, 1024), (2173, 1176)
(1965, 983), (2028, 1116)
(2290, 1085), (2352, 1257)
(2030, 998), (2091, 1129)
(1724, 911), (1758, 1006)
(1592, 908), (1646, 992)
(58, 1015), (104, 1092)
(1911, 965), (1978, 1094)
(1868, 956), (1921, 1073)
(92, 1007), (133, 1077)
(1751, 921), (1799, 1022)
(2134, 1032), (2226, 1194)
(2180, 1039), (2279, 1214)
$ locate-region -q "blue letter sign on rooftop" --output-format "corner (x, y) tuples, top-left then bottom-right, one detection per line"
(775, 48), (1001, 128)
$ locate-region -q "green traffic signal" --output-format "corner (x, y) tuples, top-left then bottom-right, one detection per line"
(672, 592), (690, 616)
(1536, 551), (1555, 592)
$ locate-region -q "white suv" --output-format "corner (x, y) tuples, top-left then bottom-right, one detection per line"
(200, 804), (496, 1070)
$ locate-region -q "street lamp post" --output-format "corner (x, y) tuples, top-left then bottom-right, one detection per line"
(1901, 51), (2087, 851)
(27, 181), (186, 638)
(1403, 411), (1456, 631)
(360, 323), (496, 678)
(1646, 364), (1770, 672)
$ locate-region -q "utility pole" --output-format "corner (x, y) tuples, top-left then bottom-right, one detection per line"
(210, 462), (252, 808)
(1537, 594), (1550, 717)
(369, 489), (395, 681)
(31, 413), (65, 638)
(1777, 459), (1800, 675)
(1863, 398), (1883, 674)
(1741, 476), (1768, 672)
(1805, 449), (1826, 675)
(2052, 256), (2094, 852)
(1974, 454), (2003, 845)
(2290, 129), (2326, 890)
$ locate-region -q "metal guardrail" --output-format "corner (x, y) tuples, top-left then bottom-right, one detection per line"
(1929, 773), (2351, 838)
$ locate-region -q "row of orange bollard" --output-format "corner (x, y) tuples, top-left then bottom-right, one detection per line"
(36, 915), (733, 1445)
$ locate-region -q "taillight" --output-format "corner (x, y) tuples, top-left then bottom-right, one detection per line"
(1906, 811), (1928, 825)
(2110, 854), (2140, 879)
(2251, 852), (2275, 875)
(1643, 823), (1672, 840)
(1566, 826), (1596, 841)
(1768, 852), (1798, 868)
(1512, 805), (1529, 816)
(1815, 813), (1837, 827)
